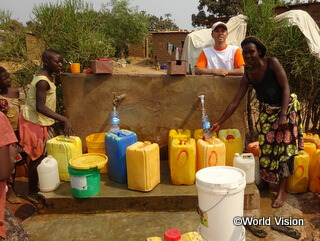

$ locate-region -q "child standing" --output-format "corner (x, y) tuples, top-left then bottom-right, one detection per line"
(19, 49), (73, 199)
(0, 111), (15, 239)
(0, 66), (22, 204)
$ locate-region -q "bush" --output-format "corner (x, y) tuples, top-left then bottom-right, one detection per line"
(30, 0), (115, 69)
(242, 0), (320, 134)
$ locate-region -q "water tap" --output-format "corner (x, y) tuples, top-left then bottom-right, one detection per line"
(199, 93), (205, 104)
(112, 92), (126, 109)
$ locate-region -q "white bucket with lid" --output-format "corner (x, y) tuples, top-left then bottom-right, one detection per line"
(233, 153), (255, 184)
(196, 166), (246, 241)
(37, 155), (60, 192)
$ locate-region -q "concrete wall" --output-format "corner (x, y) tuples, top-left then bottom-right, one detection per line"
(61, 74), (246, 159)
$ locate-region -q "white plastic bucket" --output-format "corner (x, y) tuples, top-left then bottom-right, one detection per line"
(37, 155), (60, 192)
(196, 166), (246, 241)
(233, 153), (255, 184)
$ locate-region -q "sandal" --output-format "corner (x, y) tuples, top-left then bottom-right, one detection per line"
(245, 224), (267, 238)
(270, 224), (301, 239)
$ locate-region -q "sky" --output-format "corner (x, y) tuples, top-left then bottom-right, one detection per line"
(2, 0), (200, 30)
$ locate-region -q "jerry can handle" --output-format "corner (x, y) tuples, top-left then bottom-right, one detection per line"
(242, 153), (254, 159)
(55, 136), (75, 143)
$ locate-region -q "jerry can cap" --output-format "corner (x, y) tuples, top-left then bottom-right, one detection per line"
(164, 229), (181, 241)
(69, 153), (108, 170)
(226, 134), (235, 140)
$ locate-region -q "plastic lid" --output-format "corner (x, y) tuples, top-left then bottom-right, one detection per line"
(164, 229), (181, 241)
(69, 153), (108, 170)
(226, 134), (235, 139)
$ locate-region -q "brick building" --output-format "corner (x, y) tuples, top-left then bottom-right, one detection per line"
(151, 30), (190, 64)
(202, 2), (320, 28)
(128, 37), (149, 58)
(275, 2), (320, 27)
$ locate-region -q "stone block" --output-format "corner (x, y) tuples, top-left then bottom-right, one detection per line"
(91, 60), (113, 74)
(167, 60), (187, 75)
(244, 183), (260, 210)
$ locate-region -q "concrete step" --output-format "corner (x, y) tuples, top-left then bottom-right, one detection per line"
(41, 161), (259, 214)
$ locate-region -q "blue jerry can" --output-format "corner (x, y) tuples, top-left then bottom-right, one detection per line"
(105, 130), (138, 183)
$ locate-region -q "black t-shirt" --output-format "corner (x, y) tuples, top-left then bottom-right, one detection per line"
(246, 58), (283, 105)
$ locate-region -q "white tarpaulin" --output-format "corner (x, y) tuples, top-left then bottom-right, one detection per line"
(182, 10), (320, 74)
(275, 10), (320, 60)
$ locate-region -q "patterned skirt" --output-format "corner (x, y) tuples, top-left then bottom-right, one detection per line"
(258, 93), (304, 184)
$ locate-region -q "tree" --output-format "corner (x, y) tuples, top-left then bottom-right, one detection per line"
(0, 10), (27, 60)
(192, 0), (242, 27)
(30, 0), (115, 67)
(101, 0), (150, 57)
(146, 13), (179, 31)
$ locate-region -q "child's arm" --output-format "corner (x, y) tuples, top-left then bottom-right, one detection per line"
(0, 145), (14, 181)
(36, 80), (73, 136)
(0, 113), (15, 181)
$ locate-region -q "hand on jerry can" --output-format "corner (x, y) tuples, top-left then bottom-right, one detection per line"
(63, 118), (74, 137)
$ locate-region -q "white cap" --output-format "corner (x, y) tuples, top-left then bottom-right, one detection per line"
(211, 21), (228, 31)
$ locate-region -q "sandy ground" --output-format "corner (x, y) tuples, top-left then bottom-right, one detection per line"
(112, 57), (167, 75)
(0, 57), (167, 76)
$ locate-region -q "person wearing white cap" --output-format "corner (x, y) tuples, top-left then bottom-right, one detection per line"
(195, 21), (245, 76)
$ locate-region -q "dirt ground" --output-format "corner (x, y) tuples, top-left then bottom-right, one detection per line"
(112, 57), (167, 75)
(0, 57), (167, 76)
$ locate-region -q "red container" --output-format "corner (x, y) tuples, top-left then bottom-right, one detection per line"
(247, 141), (260, 157)
(164, 228), (181, 241)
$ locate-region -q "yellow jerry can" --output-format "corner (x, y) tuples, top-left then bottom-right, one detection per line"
(309, 149), (320, 193)
(170, 138), (196, 185)
(303, 133), (320, 149)
(218, 129), (243, 166)
(126, 141), (160, 192)
(304, 142), (317, 180)
(168, 129), (191, 164)
(46, 135), (82, 181)
(286, 151), (309, 194)
(196, 138), (226, 171)
(193, 129), (217, 142)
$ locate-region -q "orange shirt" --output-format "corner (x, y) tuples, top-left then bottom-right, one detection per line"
(195, 45), (245, 70)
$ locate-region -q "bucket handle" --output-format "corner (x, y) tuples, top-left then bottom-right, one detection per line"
(197, 190), (230, 214)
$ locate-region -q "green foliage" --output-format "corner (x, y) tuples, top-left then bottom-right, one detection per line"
(29, 0), (115, 68)
(100, 0), (150, 57)
(146, 13), (179, 31)
(242, 0), (320, 131)
(242, 0), (277, 40)
(0, 10), (27, 60)
(192, 0), (242, 27)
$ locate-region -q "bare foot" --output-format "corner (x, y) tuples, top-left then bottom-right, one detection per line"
(272, 189), (286, 208)
(6, 186), (22, 204)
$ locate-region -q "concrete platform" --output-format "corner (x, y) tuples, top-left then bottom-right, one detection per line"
(41, 161), (259, 214)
